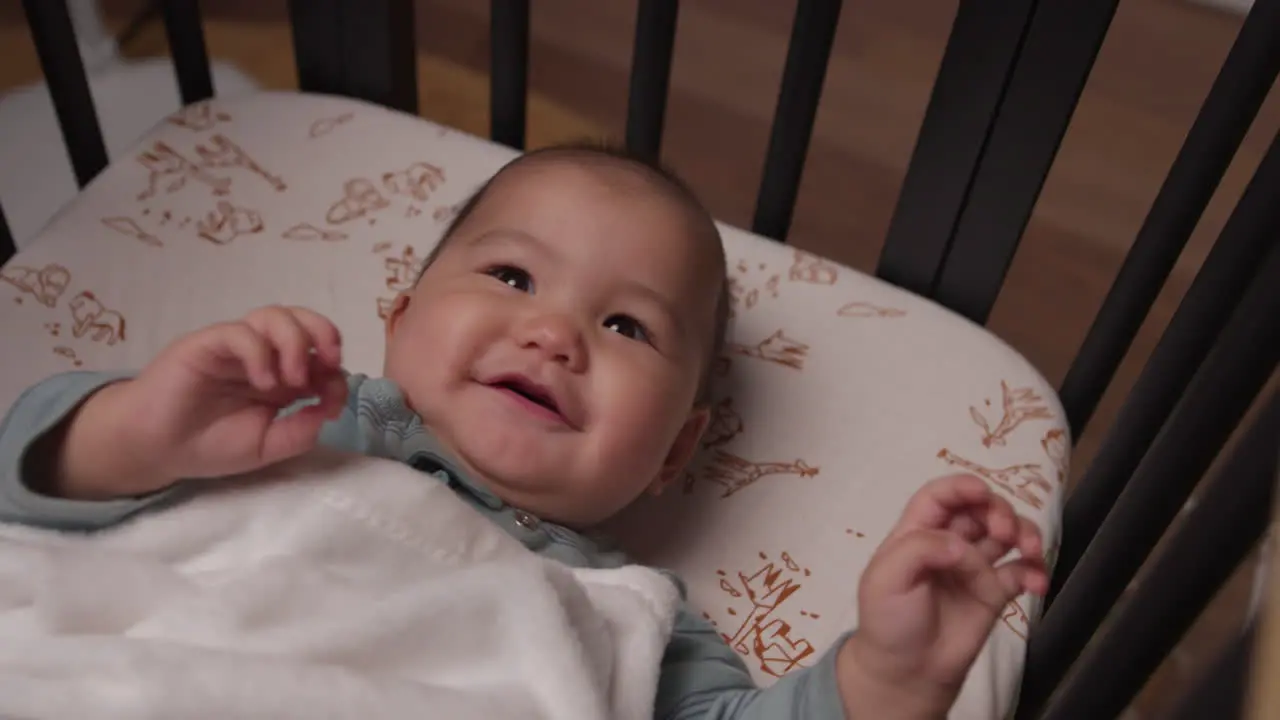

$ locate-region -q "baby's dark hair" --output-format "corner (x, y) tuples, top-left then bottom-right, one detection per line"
(416, 141), (730, 406)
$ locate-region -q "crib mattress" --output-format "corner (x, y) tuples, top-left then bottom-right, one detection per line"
(0, 91), (1067, 719)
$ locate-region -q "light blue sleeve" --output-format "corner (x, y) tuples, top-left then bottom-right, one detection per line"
(0, 371), (368, 532)
(0, 370), (171, 531)
(655, 594), (850, 719)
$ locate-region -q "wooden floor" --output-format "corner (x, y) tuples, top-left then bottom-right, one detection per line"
(2, 0), (1277, 716)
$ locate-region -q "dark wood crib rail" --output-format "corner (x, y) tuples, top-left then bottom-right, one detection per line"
(2, 0), (1278, 717)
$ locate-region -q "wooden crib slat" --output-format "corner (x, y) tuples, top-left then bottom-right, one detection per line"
(1173, 621), (1258, 720)
(289, 0), (348, 101)
(160, 0), (214, 106)
(288, 0), (418, 115)
(1052, 128), (1280, 609)
(1016, 238), (1280, 720)
(928, 0), (1121, 325)
(1057, 0), (1280, 440)
(490, 0), (530, 150)
(625, 0), (679, 162)
(1034, 392), (1279, 720)
(1246, 459), (1280, 720)
(875, 0), (1038, 300)
(750, 0), (843, 243)
(346, 0), (417, 115)
(19, 0), (109, 189)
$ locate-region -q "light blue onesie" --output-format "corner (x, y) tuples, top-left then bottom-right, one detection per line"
(0, 370), (851, 719)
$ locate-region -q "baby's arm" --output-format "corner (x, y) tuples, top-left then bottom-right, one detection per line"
(656, 474), (1046, 720)
(655, 600), (848, 720)
(2, 307), (352, 532)
(0, 371), (179, 531)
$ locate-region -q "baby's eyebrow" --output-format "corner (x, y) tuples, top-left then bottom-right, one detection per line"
(467, 228), (558, 259)
(622, 281), (685, 338)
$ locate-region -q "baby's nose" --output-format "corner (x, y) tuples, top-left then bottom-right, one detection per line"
(517, 313), (588, 371)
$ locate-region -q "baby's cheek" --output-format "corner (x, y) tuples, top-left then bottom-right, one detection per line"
(609, 374), (694, 449)
(600, 355), (679, 410)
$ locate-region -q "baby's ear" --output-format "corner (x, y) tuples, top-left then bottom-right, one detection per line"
(648, 406), (711, 497)
(384, 293), (413, 339)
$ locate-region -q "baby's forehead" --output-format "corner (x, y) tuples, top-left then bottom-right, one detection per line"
(489, 153), (683, 207)
(479, 154), (719, 256)
(439, 149), (725, 303)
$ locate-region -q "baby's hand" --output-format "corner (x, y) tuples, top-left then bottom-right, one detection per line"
(837, 474), (1048, 719)
(48, 306), (348, 499)
(128, 305), (349, 482)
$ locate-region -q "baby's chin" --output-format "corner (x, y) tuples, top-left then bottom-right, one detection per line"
(442, 439), (624, 524)
(425, 402), (646, 523)
(446, 434), (575, 496)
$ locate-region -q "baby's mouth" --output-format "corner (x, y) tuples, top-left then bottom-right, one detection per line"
(485, 374), (574, 427)
(496, 378), (559, 413)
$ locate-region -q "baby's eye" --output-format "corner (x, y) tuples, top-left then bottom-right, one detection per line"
(485, 265), (533, 293)
(604, 314), (650, 343)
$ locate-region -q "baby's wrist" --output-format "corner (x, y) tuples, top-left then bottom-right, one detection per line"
(47, 380), (174, 499)
(835, 635), (955, 720)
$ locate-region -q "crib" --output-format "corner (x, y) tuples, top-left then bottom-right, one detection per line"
(0, 0), (1277, 718)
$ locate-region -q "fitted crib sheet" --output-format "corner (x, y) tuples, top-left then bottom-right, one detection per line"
(0, 91), (1067, 719)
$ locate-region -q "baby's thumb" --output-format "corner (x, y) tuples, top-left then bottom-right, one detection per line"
(259, 403), (330, 465)
(993, 558), (1049, 600)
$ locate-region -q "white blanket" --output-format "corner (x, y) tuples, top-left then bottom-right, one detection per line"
(0, 449), (682, 720)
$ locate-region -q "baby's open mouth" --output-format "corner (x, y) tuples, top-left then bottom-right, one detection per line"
(495, 378), (559, 413)
(486, 374), (572, 426)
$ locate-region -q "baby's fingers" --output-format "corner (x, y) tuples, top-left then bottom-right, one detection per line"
(961, 493), (1040, 556)
(284, 306), (343, 368)
(310, 357), (349, 418)
(976, 494), (1021, 550)
(867, 529), (990, 598)
(872, 528), (1040, 614)
(995, 557), (1050, 598)
(259, 399), (331, 465)
(1016, 515), (1044, 564)
(243, 306), (334, 388)
(975, 515), (1044, 570)
(194, 321), (277, 392)
(893, 473), (994, 536)
(257, 361), (347, 464)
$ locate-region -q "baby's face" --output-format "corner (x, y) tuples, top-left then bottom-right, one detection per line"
(382, 158), (722, 527)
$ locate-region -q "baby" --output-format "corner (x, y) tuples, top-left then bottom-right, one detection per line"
(0, 143), (1047, 719)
